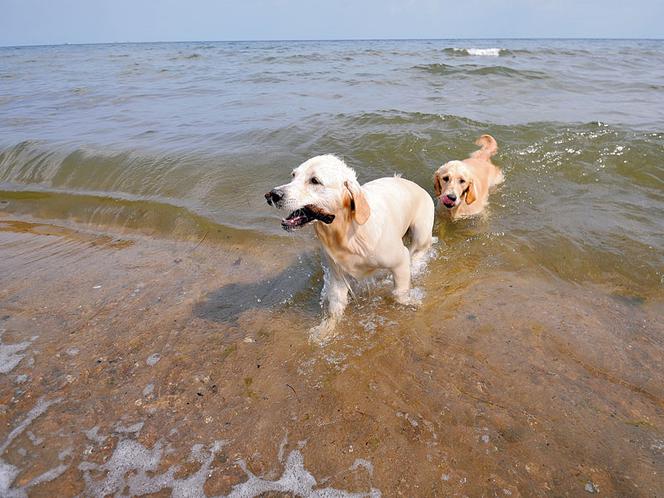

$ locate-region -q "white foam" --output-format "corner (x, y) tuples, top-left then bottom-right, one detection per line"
(277, 434), (288, 462)
(0, 397), (62, 454)
(349, 459), (374, 476)
(79, 439), (165, 496)
(84, 426), (107, 444)
(0, 461), (21, 496)
(114, 421), (144, 434)
(228, 448), (380, 498)
(14, 374), (29, 384)
(146, 353), (161, 366)
(26, 431), (43, 446)
(23, 463), (68, 489)
(465, 48), (503, 56)
(0, 397), (67, 497)
(0, 330), (31, 375)
(79, 437), (225, 497)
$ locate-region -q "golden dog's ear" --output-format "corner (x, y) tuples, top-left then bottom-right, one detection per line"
(433, 171), (442, 197)
(465, 181), (477, 205)
(344, 180), (370, 225)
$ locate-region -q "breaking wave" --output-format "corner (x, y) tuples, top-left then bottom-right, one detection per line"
(442, 47), (512, 57)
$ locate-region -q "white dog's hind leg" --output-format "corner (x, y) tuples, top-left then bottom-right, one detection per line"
(408, 198), (435, 264)
(408, 201), (435, 279)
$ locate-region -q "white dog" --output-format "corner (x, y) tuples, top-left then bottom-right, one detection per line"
(266, 155), (434, 343)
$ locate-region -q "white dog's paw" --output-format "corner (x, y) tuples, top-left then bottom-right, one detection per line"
(393, 288), (424, 308)
(308, 318), (339, 346)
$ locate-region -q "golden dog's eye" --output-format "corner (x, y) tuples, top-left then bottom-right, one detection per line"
(310, 177), (322, 185)
(442, 176), (449, 182)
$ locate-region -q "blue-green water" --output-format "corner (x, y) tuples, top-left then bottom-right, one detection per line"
(0, 39), (663, 294)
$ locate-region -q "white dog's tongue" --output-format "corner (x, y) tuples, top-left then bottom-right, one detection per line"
(281, 208), (309, 230)
(282, 213), (306, 226)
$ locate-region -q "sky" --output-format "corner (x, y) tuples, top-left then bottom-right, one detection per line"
(2, 0), (663, 46)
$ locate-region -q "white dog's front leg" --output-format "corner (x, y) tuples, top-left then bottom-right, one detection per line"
(310, 262), (349, 345)
(392, 246), (414, 305)
(326, 275), (349, 318)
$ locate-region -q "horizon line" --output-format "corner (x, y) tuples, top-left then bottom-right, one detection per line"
(2, 36), (663, 49)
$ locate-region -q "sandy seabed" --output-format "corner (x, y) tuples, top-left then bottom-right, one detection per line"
(0, 214), (663, 497)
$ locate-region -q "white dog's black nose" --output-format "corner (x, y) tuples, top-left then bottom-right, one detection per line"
(447, 193), (457, 201)
(265, 189), (284, 206)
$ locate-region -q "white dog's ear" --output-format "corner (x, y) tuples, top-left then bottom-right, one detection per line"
(465, 180), (477, 205)
(344, 180), (370, 225)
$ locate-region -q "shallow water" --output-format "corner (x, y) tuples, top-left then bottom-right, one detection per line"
(1, 39), (663, 296)
(0, 39), (663, 496)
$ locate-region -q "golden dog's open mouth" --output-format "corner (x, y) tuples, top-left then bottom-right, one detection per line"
(441, 195), (457, 208)
(281, 205), (335, 231)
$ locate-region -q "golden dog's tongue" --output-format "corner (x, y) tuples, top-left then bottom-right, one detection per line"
(441, 195), (456, 208)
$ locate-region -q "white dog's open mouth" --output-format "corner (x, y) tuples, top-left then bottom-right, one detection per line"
(281, 205), (335, 231)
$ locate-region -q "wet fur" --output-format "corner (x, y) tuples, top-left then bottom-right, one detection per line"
(434, 134), (504, 220)
(268, 154), (434, 344)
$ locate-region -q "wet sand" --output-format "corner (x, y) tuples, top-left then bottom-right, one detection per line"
(1, 214), (663, 497)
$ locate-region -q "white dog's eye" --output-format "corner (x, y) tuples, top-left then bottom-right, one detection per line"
(291, 171), (296, 178)
(310, 177), (322, 185)
(459, 179), (466, 184)
(442, 176), (449, 182)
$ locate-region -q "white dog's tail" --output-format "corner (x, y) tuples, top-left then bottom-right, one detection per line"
(471, 134), (498, 161)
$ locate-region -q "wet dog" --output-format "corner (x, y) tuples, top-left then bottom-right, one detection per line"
(433, 135), (504, 219)
(266, 154), (434, 343)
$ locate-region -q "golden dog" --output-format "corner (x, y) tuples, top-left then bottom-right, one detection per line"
(434, 135), (504, 219)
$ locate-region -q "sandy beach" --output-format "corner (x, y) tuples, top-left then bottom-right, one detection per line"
(1, 212), (662, 496)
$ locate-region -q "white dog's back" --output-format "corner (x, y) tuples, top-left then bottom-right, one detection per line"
(363, 177), (434, 236)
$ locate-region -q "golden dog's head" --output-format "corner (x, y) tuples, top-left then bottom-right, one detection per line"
(265, 154), (370, 231)
(434, 160), (477, 210)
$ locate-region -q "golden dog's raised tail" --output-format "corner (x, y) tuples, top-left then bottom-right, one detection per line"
(471, 134), (498, 162)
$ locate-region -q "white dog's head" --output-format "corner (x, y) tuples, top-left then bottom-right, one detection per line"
(433, 160), (477, 210)
(265, 154), (370, 231)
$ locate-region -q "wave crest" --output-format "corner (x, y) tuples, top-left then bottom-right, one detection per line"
(443, 47), (512, 57)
